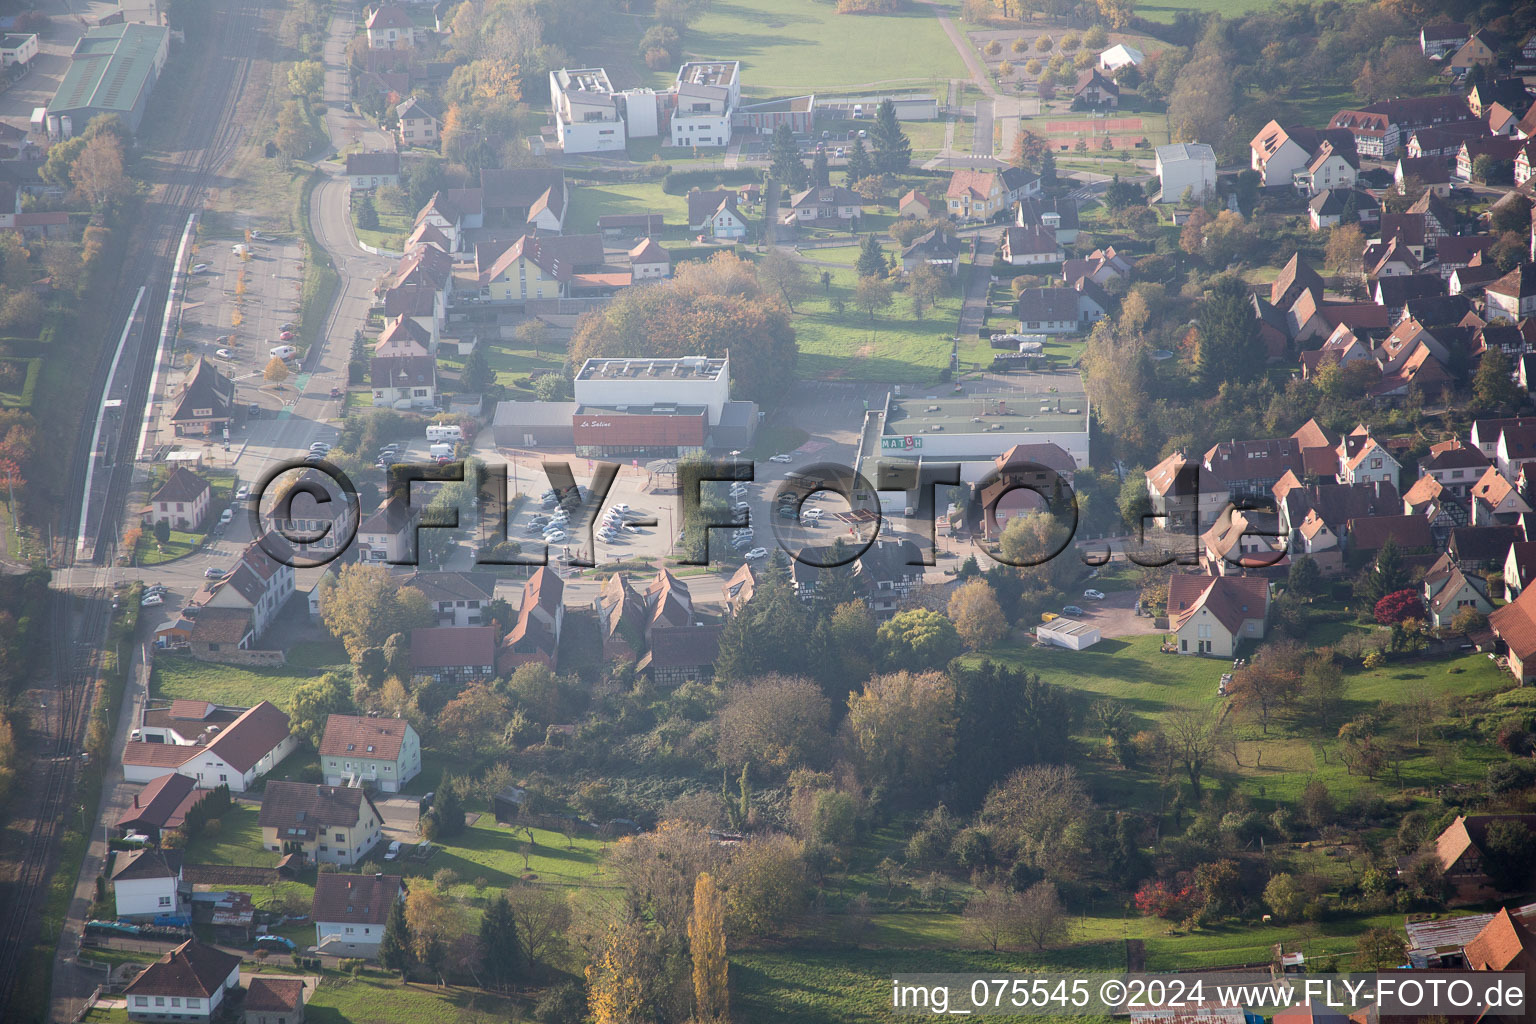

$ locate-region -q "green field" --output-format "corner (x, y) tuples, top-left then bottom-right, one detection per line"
(151, 651), (348, 708)
(306, 974), (531, 1024)
(399, 812), (614, 895)
(183, 803), (271, 867)
(1136, 0), (1290, 22)
(564, 181), (695, 236)
(788, 257), (965, 382)
(657, 0), (965, 94)
(967, 633), (1512, 807)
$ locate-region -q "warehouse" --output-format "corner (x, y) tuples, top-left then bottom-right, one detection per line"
(1036, 617), (1101, 650)
(491, 355), (757, 455)
(47, 22), (170, 135)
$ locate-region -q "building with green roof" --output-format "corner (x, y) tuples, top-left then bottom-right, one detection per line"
(49, 22), (169, 135)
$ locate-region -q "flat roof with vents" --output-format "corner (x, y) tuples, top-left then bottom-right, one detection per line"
(676, 61), (739, 88)
(50, 22), (168, 131)
(554, 68), (616, 95)
(576, 356), (728, 382)
(883, 385), (1089, 438)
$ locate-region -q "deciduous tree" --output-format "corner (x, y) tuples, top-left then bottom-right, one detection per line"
(716, 674), (832, 774)
(845, 670), (956, 793)
(321, 563), (434, 659)
(948, 579), (1009, 650)
(689, 872), (729, 1022)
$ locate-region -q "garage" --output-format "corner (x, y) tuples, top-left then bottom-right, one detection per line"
(1036, 617), (1101, 650)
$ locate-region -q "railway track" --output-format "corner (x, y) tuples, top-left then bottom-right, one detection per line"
(0, 0), (267, 1016)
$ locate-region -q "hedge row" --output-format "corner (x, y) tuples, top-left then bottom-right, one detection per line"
(571, 164), (672, 185)
(0, 356), (42, 410)
(662, 168), (761, 195)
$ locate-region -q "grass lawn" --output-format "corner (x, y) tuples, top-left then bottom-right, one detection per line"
(152, 653), (347, 707)
(439, 333), (568, 392)
(1135, 0), (1288, 23)
(134, 527), (203, 566)
(306, 974), (532, 1024)
(402, 809), (614, 895)
(354, 204), (411, 253)
(183, 803), (272, 868)
(788, 258), (965, 382)
(659, 0), (965, 94)
(564, 181), (694, 236)
(964, 633), (1514, 809)
(345, 390), (374, 410)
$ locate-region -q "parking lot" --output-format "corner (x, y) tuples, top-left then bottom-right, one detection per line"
(181, 230), (306, 416)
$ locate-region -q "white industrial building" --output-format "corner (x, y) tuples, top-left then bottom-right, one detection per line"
(1153, 142), (1216, 204)
(549, 67), (661, 154)
(670, 60), (740, 148)
(1037, 617), (1101, 650)
(574, 355), (732, 422)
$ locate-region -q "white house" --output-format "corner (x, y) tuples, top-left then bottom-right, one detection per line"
(197, 539), (296, 642)
(1337, 428), (1400, 486)
(357, 496), (413, 564)
(344, 151), (401, 191)
(365, 4), (415, 48)
(1098, 43), (1143, 71)
(121, 700), (297, 793)
(124, 941), (241, 1023)
(1154, 142), (1216, 204)
(1251, 121), (1315, 187)
(1293, 141), (1357, 195)
(686, 189), (748, 239)
(312, 873), (404, 960)
(669, 60), (739, 148)
(111, 848), (186, 919)
(145, 467), (211, 531)
(550, 67), (627, 154)
(1169, 574), (1270, 656)
(629, 237), (671, 280)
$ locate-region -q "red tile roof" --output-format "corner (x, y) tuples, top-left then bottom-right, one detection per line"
(203, 700), (290, 773)
(245, 976), (305, 1012)
(410, 625), (496, 670)
(319, 714), (413, 760)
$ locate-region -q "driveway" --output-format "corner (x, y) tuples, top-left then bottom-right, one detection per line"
(1068, 589), (1157, 638)
(375, 795), (422, 843)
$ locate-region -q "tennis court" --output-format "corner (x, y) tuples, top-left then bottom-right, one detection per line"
(1045, 117), (1144, 132)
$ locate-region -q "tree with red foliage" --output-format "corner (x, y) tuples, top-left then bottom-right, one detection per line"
(1374, 588), (1423, 625)
(1133, 879), (1199, 919)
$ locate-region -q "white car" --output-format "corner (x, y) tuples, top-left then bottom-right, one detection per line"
(745, 547), (768, 560)
(769, 453), (794, 463)
(1084, 589), (1106, 600)
(543, 530), (567, 543)
(140, 594), (164, 607)
(384, 840), (402, 861)
(204, 567), (228, 579)
(734, 501), (751, 513)
(235, 485), (250, 501)
(215, 348), (233, 359)
(190, 263), (210, 273)
(219, 509), (233, 526)
(801, 507), (825, 521)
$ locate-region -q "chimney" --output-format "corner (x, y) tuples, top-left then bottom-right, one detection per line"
(133, 795), (140, 808)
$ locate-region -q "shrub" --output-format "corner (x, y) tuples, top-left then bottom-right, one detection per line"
(1012, 37), (1028, 53)
(1374, 589), (1423, 625)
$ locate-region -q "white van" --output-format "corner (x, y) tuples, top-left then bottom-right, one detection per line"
(429, 443), (454, 458)
(426, 424), (463, 442)
(269, 344), (296, 359)
(232, 243), (249, 256)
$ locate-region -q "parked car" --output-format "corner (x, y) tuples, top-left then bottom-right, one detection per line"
(190, 263), (209, 273)
(140, 594), (164, 607)
(384, 840), (402, 861)
(329, 386), (342, 398)
(1084, 589), (1105, 600)
(204, 567), (228, 579)
(745, 547), (768, 559)
(215, 348), (233, 359)
(1062, 605), (1085, 616)
(543, 530), (567, 543)
(801, 507), (825, 520)
(121, 832), (151, 846)
(219, 509), (233, 526)
(769, 453), (794, 463)
(254, 934), (296, 953)
(235, 485), (250, 501)
(279, 330), (295, 341)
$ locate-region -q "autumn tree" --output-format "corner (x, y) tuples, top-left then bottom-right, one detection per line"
(321, 563), (434, 659)
(274, 100), (315, 159)
(587, 922), (663, 1024)
(981, 765), (1091, 877)
(758, 249), (808, 313)
(1165, 706), (1222, 791)
(689, 872), (729, 1022)
(715, 675), (832, 775)
(264, 356), (290, 384)
(1356, 926), (1408, 971)
(406, 881), (467, 984)
(568, 253), (798, 402)
(909, 261), (944, 319)
(720, 833), (808, 940)
(287, 59), (324, 98)
(1015, 880), (1068, 950)
(71, 134), (129, 209)
(845, 670), (956, 793)
(965, 883), (1023, 951)
(853, 274), (892, 326)
(1325, 223), (1365, 279)
(949, 579), (1009, 650)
